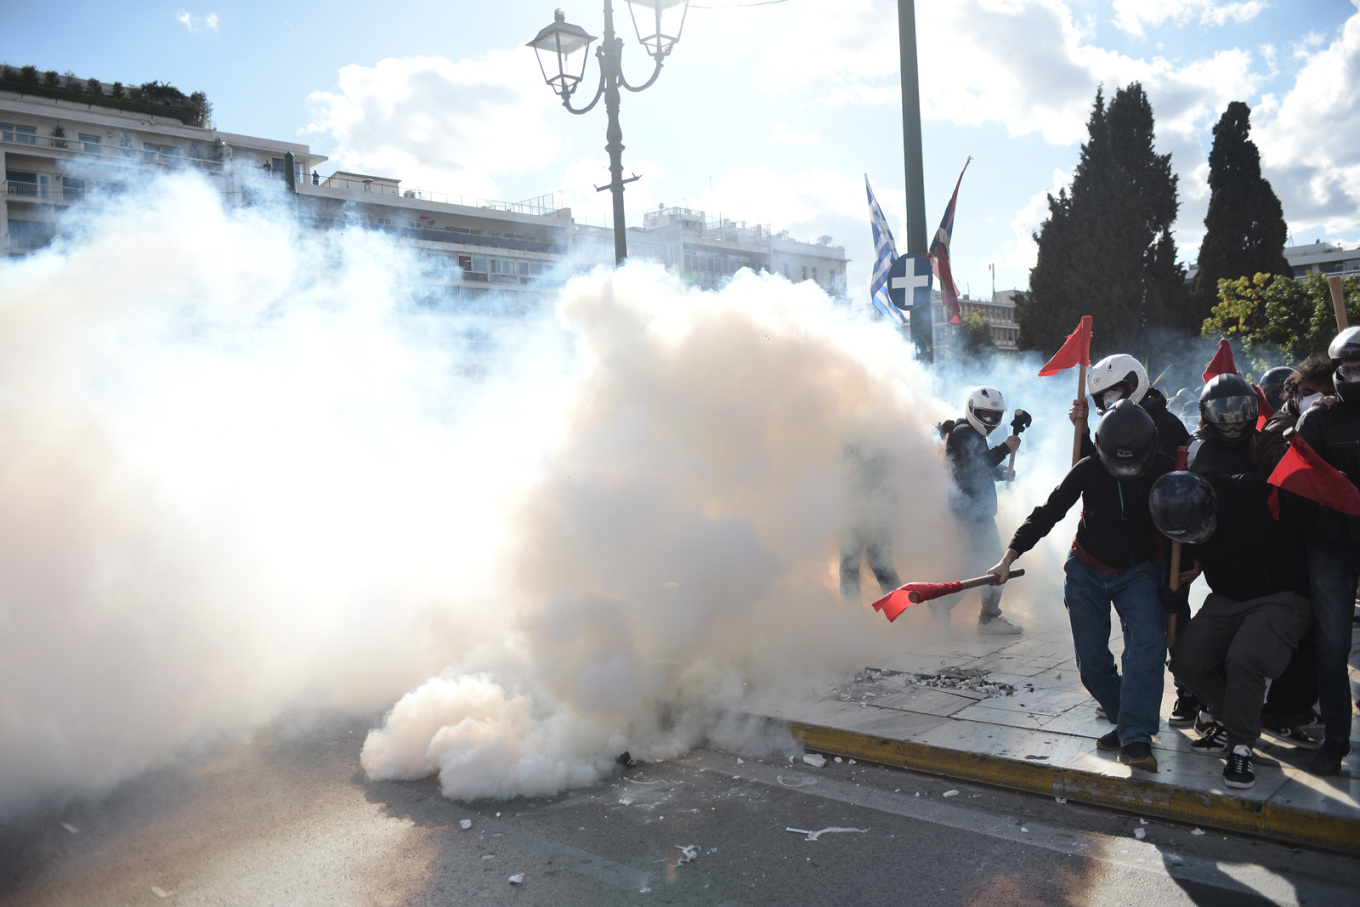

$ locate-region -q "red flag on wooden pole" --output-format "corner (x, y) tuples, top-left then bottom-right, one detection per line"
(1038, 316), (1093, 466)
(1268, 432), (1360, 516)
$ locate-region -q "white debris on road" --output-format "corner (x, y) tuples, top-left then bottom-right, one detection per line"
(802, 754), (826, 768)
(1054, 797), (1067, 804)
(1135, 828), (1146, 840)
(460, 819), (472, 830)
(942, 790), (960, 798)
(676, 845), (699, 864)
(508, 874), (524, 885)
(785, 826), (870, 841)
(1192, 828), (1206, 836)
(61, 823), (78, 834)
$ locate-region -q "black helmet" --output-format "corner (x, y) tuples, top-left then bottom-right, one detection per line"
(1198, 374), (1259, 445)
(1150, 471), (1218, 544)
(1328, 326), (1360, 406)
(1258, 366), (1294, 414)
(1094, 399), (1157, 479)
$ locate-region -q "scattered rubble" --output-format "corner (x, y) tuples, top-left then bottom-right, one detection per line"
(785, 826), (869, 841)
(676, 845), (699, 864)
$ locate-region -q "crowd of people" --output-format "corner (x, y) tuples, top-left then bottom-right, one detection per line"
(977, 328), (1360, 791)
(835, 328), (1359, 791)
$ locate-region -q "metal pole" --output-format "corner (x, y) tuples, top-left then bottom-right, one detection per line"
(897, 0), (931, 361)
(602, 0), (628, 264)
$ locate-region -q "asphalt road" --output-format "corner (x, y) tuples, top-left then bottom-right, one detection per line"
(2, 710), (1357, 906)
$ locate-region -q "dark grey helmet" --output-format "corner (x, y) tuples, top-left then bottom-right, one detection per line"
(1094, 399), (1157, 479)
(1199, 373), (1259, 444)
(1258, 366), (1294, 414)
(1328, 327), (1360, 406)
(1150, 471), (1218, 544)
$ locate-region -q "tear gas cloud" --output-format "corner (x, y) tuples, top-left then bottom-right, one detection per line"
(0, 166), (1091, 814)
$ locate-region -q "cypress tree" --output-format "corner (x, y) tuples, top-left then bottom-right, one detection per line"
(1191, 101), (1291, 328)
(1016, 83), (1187, 358)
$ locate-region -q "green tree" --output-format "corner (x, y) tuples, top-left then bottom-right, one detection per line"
(958, 311), (997, 363)
(1191, 102), (1290, 325)
(1204, 271), (1358, 364)
(1016, 83), (1188, 359)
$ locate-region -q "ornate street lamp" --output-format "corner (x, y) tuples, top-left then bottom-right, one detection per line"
(528, 2), (689, 265)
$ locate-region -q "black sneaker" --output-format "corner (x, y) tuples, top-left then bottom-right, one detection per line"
(1096, 729), (1121, 751)
(1191, 723), (1230, 754)
(1260, 723), (1322, 751)
(1224, 748), (1256, 790)
(1118, 741), (1158, 772)
(1194, 710), (1216, 735)
(1310, 739), (1353, 776)
(1168, 691), (1199, 727)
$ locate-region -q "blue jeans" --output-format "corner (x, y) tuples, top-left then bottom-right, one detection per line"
(1308, 544), (1360, 742)
(1063, 554), (1167, 745)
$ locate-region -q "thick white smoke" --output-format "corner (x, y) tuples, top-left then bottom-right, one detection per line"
(0, 166), (1080, 814)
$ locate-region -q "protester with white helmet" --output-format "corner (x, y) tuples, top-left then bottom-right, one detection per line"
(1069, 354), (1190, 460)
(940, 386), (1024, 635)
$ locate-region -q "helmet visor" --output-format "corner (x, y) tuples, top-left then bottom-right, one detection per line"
(1094, 386), (1128, 413)
(1336, 363), (1360, 384)
(1201, 395), (1257, 434)
(973, 408), (1003, 430)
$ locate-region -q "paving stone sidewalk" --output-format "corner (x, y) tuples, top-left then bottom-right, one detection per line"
(761, 606), (1360, 855)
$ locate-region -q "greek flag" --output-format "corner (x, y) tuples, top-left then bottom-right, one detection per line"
(866, 175), (907, 324)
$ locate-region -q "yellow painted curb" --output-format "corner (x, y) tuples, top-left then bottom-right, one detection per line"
(789, 720), (1360, 857)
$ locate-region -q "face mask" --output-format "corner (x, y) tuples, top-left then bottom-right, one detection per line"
(1300, 392), (1323, 411)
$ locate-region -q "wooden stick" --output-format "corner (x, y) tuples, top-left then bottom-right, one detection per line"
(1167, 542), (1182, 649)
(1329, 275), (1348, 331)
(1071, 362), (1088, 466)
(907, 569), (1026, 603)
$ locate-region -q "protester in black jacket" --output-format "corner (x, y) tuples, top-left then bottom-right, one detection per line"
(942, 387), (1022, 635)
(1296, 326), (1360, 776)
(1159, 472), (1312, 791)
(989, 402), (1173, 772)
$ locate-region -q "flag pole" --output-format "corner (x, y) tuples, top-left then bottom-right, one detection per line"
(1329, 276), (1349, 331)
(1071, 362), (1087, 466)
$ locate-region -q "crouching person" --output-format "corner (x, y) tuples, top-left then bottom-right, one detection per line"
(988, 401), (1172, 772)
(1153, 471), (1313, 791)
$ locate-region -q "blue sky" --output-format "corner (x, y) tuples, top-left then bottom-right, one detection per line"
(4, 1), (1358, 305)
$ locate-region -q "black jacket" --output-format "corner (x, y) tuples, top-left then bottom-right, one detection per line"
(1297, 402), (1360, 554)
(945, 421), (1010, 521)
(1184, 474), (1309, 600)
(1008, 453), (1175, 571)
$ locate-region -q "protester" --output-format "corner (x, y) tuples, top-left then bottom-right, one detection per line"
(1069, 354), (1190, 460)
(1259, 366), (1295, 416)
(1296, 326), (1360, 776)
(838, 441), (902, 603)
(988, 401), (1173, 771)
(1187, 374), (1260, 477)
(1256, 356), (1335, 473)
(940, 387), (1023, 635)
(1155, 471), (1313, 791)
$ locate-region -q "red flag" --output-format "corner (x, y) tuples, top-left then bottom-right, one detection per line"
(871, 581), (964, 622)
(1268, 433), (1360, 516)
(1255, 385), (1273, 430)
(1202, 338), (1239, 382)
(1038, 316), (1093, 376)
(929, 160), (970, 326)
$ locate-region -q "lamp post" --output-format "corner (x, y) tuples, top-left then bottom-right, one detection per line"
(528, 1), (689, 265)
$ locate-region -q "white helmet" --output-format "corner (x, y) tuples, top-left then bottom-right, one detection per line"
(965, 386), (1007, 436)
(1088, 354), (1150, 414)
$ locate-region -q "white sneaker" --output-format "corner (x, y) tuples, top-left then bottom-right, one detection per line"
(978, 615), (1023, 635)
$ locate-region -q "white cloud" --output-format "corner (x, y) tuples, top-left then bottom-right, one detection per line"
(176, 11), (219, 32)
(1254, 8), (1360, 238)
(1111, 0), (1268, 37)
(771, 123), (819, 146)
(1005, 167), (1071, 282)
(305, 52), (561, 201)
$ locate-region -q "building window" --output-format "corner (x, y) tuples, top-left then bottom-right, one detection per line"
(1, 124), (37, 145)
(79, 134), (100, 154)
(62, 177), (84, 201)
(143, 143), (179, 163)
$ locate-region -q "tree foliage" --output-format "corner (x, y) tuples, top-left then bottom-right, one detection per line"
(958, 311), (997, 364)
(1015, 83), (1188, 359)
(1203, 271), (1359, 366)
(1191, 102), (1290, 325)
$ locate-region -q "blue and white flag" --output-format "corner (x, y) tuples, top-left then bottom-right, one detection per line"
(866, 175), (907, 324)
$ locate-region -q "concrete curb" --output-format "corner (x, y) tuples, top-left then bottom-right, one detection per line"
(788, 719), (1360, 857)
